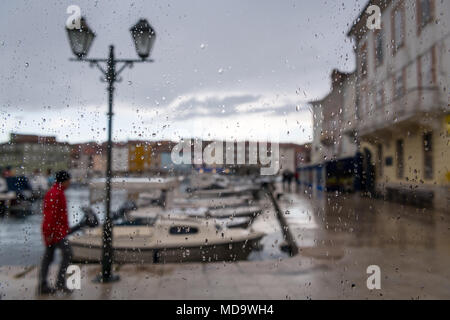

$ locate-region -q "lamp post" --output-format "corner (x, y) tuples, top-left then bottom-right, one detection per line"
(66, 18), (156, 282)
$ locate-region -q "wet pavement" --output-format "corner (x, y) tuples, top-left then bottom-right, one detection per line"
(1, 188), (450, 299)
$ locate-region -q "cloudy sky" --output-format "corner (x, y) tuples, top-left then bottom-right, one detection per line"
(0, 0), (366, 144)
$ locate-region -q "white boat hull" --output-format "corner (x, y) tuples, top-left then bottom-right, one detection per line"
(71, 236), (263, 264)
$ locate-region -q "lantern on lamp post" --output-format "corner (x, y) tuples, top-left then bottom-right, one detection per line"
(66, 17), (95, 59)
(130, 19), (156, 60)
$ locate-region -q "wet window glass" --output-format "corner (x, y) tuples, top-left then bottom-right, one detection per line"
(0, 0), (449, 302)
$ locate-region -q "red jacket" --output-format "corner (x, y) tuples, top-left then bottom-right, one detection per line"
(42, 183), (69, 246)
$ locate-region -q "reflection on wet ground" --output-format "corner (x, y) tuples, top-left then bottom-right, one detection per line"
(278, 191), (449, 254)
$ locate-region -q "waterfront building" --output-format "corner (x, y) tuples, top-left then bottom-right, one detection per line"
(348, 0), (450, 210)
(0, 133), (70, 175)
(309, 71), (359, 192)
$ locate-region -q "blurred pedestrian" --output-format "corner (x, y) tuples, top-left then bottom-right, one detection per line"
(282, 170), (294, 192)
(30, 168), (48, 198)
(46, 168), (55, 188)
(38, 170), (73, 295)
(294, 170), (299, 192)
(287, 170), (293, 192)
(3, 166), (13, 178)
(282, 171), (288, 191)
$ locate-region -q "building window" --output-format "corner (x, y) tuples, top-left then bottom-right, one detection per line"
(377, 144), (383, 177)
(446, 115), (450, 137)
(420, 48), (435, 87)
(393, 69), (405, 99)
(375, 30), (384, 67)
(396, 139), (404, 179)
(423, 132), (433, 180)
(360, 42), (368, 78)
(333, 141), (339, 156)
(392, 3), (405, 53)
(376, 85), (384, 108)
(417, 0), (433, 32)
(359, 90), (367, 117)
(367, 90), (375, 113)
(355, 92), (360, 119)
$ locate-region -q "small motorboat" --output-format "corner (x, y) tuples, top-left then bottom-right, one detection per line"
(69, 216), (265, 264)
(125, 205), (254, 229)
(173, 195), (252, 208)
(186, 174), (231, 193)
(191, 185), (260, 198)
(206, 205), (263, 219)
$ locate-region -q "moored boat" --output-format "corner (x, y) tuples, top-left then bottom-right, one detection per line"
(125, 205), (254, 229)
(173, 195), (252, 208)
(69, 216), (265, 264)
(207, 205), (263, 219)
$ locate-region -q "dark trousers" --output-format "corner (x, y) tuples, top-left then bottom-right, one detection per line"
(39, 238), (72, 288)
(283, 179), (292, 192)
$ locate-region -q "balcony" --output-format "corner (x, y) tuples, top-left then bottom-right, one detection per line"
(357, 86), (446, 139)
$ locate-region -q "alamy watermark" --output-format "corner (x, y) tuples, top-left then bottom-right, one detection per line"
(366, 5), (381, 30)
(66, 265), (81, 290)
(170, 139), (280, 175)
(366, 265), (381, 290)
(66, 5), (82, 30)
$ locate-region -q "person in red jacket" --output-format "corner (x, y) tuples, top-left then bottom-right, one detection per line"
(38, 170), (73, 295)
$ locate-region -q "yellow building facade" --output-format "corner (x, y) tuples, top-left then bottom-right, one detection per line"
(128, 142), (152, 173)
(361, 114), (450, 210)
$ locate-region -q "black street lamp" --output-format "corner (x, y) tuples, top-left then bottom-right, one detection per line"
(66, 17), (95, 58)
(66, 17), (155, 283)
(130, 19), (156, 60)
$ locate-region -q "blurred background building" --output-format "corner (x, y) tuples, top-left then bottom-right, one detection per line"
(2, 135), (306, 180)
(0, 133), (70, 175)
